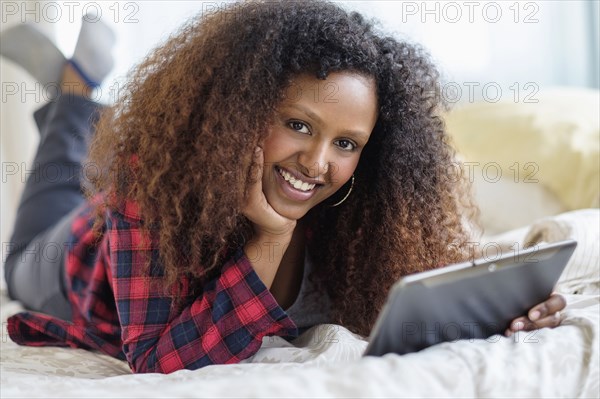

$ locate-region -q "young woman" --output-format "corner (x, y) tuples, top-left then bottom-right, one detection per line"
(3, 0), (566, 374)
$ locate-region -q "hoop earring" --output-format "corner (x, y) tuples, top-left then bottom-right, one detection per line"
(330, 175), (354, 207)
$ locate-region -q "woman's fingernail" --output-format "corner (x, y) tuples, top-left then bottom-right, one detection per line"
(554, 311), (561, 321)
(513, 321), (525, 330)
(530, 310), (541, 321)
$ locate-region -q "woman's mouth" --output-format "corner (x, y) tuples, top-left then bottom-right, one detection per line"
(274, 166), (321, 201)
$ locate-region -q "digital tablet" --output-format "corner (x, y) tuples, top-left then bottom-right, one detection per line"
(363, 239), (577, 357)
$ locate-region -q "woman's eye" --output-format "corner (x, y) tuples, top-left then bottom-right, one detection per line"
(288, 121), (310, 134)
(335, 139), (356, 151)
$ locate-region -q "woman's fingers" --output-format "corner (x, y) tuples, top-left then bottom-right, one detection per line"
(243, 148), (265, 208)
(528, 293), (567, 321)
(505, 316), (531, 337)
(505, 293), (567, 336)
(242, 147), (296, 236)
(529, 311), (563, 328)
(242, 147), (269, 221)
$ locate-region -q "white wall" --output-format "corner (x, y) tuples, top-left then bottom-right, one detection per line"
(39, 1), (600, 104)
(346, 0), (598, 99)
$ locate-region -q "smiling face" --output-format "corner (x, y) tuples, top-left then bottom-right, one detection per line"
(261, 71), (378, 220)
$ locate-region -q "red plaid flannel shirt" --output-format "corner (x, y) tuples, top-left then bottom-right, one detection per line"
(7, 198), (299, 373)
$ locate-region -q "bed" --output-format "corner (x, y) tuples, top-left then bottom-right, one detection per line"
(1, 209), (599, 397)
(1, 89), (599, 397)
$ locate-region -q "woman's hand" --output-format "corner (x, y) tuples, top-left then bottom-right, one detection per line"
(505, 292), (567, 337)
(242, 147), (296, 238)
(242, 147), (297, 289)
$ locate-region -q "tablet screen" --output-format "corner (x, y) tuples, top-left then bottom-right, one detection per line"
(363, 239), (577, 357)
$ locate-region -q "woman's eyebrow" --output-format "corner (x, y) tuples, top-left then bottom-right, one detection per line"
(288, 103), (324, 125)
(286, 104), (371, 141)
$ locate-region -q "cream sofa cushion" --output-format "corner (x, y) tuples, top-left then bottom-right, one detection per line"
(445, 87), (599, 211)
(445, 87), (599, 234)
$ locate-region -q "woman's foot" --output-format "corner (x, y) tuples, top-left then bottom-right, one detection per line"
(60, 63), (93, 99)
(0, 15), (116, 94)
(70, 14), (116, 89)
(0, 24), (66, 87)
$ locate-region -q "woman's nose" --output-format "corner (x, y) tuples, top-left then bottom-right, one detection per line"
(298, 143), (329, 179)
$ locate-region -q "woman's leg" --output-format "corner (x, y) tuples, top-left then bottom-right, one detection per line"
(4, 64), (102, 320)
(3, 19), (115, 319)
(8, 65), (97, 254)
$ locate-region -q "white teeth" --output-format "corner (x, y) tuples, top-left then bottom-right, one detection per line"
(277, 167), (316, 192)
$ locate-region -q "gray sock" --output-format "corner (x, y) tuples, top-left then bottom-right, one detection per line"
(71, 15), (116, 87)
(0, 24), (66, 87)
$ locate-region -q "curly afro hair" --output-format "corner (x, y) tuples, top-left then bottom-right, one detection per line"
(87, 0), (478, 337)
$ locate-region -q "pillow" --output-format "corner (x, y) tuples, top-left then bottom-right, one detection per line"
(522, 209), (600, 295)
(444, 87), (600, 213)
(470, 172), (565, 235)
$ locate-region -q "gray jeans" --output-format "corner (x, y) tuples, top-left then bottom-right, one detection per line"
(4, 94), (101, 321)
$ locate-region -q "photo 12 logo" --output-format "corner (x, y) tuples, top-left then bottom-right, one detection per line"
(400, 1), (540, 24)
(400, 321), (539, 345)
(1, 1), (140, 24)
(438, 82), (540, 104)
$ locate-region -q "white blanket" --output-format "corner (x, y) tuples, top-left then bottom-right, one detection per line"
(2, 210), (599, 398)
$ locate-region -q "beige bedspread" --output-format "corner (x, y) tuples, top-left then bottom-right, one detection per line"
(1, 210), (598, 398)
